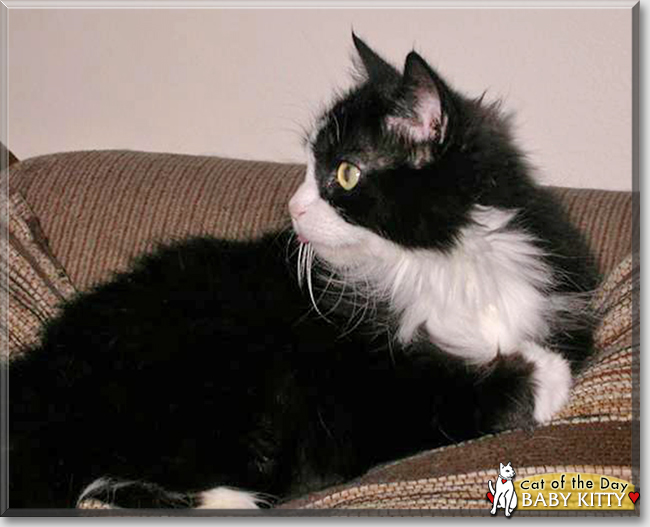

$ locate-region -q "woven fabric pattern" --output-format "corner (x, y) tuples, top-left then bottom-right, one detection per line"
(556, 254), (636, 424)
(292, 463), (634, 510)
(1, 187), (76, 359)
(550, 187), (633, 276)
(9, 151), (631, 292)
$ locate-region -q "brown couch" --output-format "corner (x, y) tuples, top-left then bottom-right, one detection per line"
(3, 150), (638, 513)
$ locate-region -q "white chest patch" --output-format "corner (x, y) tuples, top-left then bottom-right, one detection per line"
(306, 205), (554, 363)
(390, 206), (553, 362)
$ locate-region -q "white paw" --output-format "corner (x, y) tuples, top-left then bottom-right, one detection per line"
(520, 342), (572, 424)
(196, 487), (265, 509)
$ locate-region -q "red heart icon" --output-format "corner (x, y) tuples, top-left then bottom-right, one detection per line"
(487, 492), (494, 503)
(629, 492), (639, 504)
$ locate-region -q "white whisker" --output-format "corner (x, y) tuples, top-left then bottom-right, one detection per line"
(339, 270), (375, 338)
(320, 270), (348, 317)
(305, 245), (331, 322)
(297, 242), (305, 289)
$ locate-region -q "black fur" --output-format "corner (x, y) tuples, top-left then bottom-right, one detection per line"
(8, 36), (598, 509)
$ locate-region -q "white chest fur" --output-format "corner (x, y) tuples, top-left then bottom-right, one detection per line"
(349, 206), (554, 363)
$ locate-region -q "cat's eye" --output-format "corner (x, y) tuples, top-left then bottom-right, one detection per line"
(336, 162), (361, 191)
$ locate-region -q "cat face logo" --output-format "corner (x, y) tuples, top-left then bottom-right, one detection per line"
(487, 462), (518, 517)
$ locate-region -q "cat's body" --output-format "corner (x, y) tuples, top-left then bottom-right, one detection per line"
(9, 36), (598, 509)
(9, 232), (544, 508)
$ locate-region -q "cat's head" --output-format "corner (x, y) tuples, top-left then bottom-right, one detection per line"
(499, 462), (516, 479)
(289, 34), (524, 269)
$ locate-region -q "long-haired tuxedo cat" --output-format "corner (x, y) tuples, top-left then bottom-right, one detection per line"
(9, 35), (597, 509)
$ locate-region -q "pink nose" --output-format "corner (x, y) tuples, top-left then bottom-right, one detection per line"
(289, 203), (307, 219)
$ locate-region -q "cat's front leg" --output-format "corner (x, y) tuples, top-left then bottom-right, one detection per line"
(461, 343), (571, 432)
(502, 489), (512, 517)
(76, 477), (267, 509)
(508, 486), (518, 516)
(519, 342), (572, 424)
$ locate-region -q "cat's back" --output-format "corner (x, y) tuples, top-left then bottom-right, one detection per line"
(10, 230), (309, 406)
(96, 230), (304, 318)
(47, 230), (303, 342)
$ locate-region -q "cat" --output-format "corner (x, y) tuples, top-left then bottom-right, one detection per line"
(8, 34), (598, 510)
(488, 462), (518, 517)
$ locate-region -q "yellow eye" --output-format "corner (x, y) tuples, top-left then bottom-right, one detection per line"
(336, 162), (361, 190)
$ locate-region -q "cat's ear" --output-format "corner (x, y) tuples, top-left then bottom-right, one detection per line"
(352, 32), (399, 83)
(500, 462), (505, 470)
(388, 51), (449, 144)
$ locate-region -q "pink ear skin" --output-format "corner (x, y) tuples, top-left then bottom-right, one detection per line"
(387, 52), (448, 144)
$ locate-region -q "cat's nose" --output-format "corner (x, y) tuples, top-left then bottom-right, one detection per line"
(289, 179), (317, 219)
(290, 206), (306, 219)
(288, 199), (307, 219)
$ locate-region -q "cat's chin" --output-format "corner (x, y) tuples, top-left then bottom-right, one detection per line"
(306, 228), (401, 272)
(308, 242), (342, 263)
(307, 240), (366, 269)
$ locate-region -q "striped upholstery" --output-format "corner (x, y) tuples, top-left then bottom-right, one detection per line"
(1, 188), (76, 359)
(550, 187), (634, 279)
(2, 150), (637, 511)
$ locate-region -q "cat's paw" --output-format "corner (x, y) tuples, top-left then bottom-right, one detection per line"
(196, 487), (266, 509)
(520, 342), (572, 424)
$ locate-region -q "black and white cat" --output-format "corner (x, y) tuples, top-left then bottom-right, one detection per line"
(8, 35), (597, 510)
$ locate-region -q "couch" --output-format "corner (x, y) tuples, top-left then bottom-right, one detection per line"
(2, 149), (638, 513)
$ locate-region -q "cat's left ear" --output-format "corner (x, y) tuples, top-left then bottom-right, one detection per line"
(352, 32), (400, 83)
(388, 51), (449, 144)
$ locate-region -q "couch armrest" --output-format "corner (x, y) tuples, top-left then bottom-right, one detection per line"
(2, 188), (76, 359)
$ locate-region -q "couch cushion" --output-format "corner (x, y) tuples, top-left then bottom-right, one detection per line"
(550, 187), (634, 280)
(280, 424), (634, 510)
(7, 150), (632, 292)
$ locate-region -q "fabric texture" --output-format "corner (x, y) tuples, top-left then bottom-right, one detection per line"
(549, 187), (634, 278)
(1, 187), (76, 359)
(2, 150), (636, 511)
